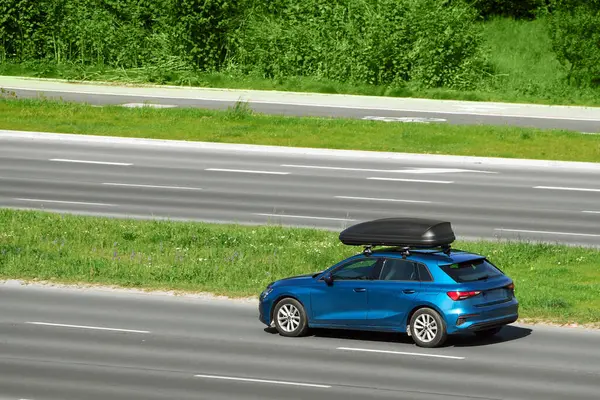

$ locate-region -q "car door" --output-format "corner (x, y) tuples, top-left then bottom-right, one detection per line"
(366, 258), (421, 328)
(310, 257), (382, 327)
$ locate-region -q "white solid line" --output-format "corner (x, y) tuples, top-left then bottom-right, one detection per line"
(15, 198), (116, 207)
(534, 186), (600, 193)
(281, 164), (494, 174)
(103, 182), (202, 191)
(582, 211), (600, 214)
(367, 177), (453, 184)
(494, 228), (600, 238)
(205, 168), (289, 175)
(193, 374), (331, 388)
(255, 213), (355, 221)
(50, 158), (132, 166)
(26, 322), (149, 334)
(337, 347), (465, 360)
(335, 196), (432, 204)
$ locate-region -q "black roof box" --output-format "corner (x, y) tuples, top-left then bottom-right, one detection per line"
(339, 218), (455, 248)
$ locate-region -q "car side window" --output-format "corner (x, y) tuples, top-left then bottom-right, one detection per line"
(378, 259), (419, 281)
(417, 263), (434, 282)
(332, 258), (381, 280)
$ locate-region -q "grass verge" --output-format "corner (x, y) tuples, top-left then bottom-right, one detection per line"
(1, 97), (599, 163)
(1, 209), (599, 325)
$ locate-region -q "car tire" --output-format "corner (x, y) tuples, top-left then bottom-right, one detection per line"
(409, 308), (447, 348)
(273, 297), (309, 337)
(474, 326), (502, 338)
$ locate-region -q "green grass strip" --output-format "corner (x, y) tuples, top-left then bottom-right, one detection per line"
(1, 98), (599, 163)
(1, 209), (599, 325)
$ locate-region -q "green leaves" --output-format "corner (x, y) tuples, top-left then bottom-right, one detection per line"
(549, 3), (600, 88)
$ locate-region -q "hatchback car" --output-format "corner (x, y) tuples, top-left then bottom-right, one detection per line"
(258, 218), (518, 348)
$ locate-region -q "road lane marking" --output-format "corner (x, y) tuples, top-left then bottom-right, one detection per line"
(26, 322), (149, 334)
(205, 168), (289, 175)
(50, 158), (132, 166)
(193, 374), (331, 388)
(337, 347), (465, 360)
(582, 211), (600, 214)
(282, 164), (397, 173)
(362, 116), (447, 123)
(281, 164), (494, 174)
(367, 177), (453, 184)
(15, 198), (116, 207)
(255, 213), (355, 221)
(121, 103), (177, 108)
(103, 182), (202, 191)
(534, 186), (600, 193)
(335, 196), (432, 204)
(494, 228), (600, 238)
(398, 168), (495, 174)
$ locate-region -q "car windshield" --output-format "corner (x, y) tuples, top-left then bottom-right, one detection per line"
(440, 259), (502, 283)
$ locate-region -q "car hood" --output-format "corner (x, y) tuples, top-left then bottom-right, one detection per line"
(273, 272), (319, 286)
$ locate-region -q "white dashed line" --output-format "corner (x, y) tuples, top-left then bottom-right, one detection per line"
(582, 211), (600, 214)
(193, 374), (331, 388)
(337, 347), (465, 360)
(335, 196), (432, 204)
(494, 228), (600, 238)
(26, 322), (149, 334)
(534, 186), (600, 193)
(205, 168), (289, 175)
(103, 183), (202, 191)
(50, 158), (132, 166)
(367, 177), (453, 184)
(120, 103), (177, 108)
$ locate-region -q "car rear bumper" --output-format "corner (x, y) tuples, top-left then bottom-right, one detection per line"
(466, 315), (518, 331)
(446, 299), (519, 333)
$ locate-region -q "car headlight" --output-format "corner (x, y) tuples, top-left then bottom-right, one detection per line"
(261, 284), (274, 299)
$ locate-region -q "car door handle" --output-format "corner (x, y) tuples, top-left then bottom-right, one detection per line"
(353, 288), (366, 292)
(402, 289), (416, 294)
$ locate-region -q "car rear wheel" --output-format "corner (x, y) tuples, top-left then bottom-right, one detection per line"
(273, 298), (309, 337)
(474, 326), (502, 338)
(409, 308), (447, 348)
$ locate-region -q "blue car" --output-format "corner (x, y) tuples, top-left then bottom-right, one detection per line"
(258, 218), (518, 348)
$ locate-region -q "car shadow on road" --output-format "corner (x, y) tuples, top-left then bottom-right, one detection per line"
(264, 324), (532, 348)
(447, 325), (533, 348)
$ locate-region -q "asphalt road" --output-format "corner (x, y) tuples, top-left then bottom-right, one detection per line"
(1, 281), (599, 400)
(2, 76), (600, 132)
(2, 130), (600, 247)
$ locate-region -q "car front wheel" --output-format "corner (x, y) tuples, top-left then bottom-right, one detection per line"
(409, 308), (447, 348)
(273, 297), (309, 337)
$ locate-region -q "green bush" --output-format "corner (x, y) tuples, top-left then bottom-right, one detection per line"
(231, 0), (487, 89)
(0, 0), (170, 67)
(169, 0), (243, 71)
(549, 2), (600, 87)
(470, 0), (547, 20)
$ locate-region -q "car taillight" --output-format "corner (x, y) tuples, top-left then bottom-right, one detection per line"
(447, 291), (481, 301)
(506, 282), (515, 290)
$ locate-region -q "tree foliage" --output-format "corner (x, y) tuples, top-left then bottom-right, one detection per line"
(549, 0), (600, 87)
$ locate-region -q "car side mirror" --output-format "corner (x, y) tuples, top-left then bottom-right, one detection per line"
(323, 273), (334, 286)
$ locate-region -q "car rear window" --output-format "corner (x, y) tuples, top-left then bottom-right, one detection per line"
(440, 259), (503, 283)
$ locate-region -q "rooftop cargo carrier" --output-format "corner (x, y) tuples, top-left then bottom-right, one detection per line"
(339, 218), (455, 250)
